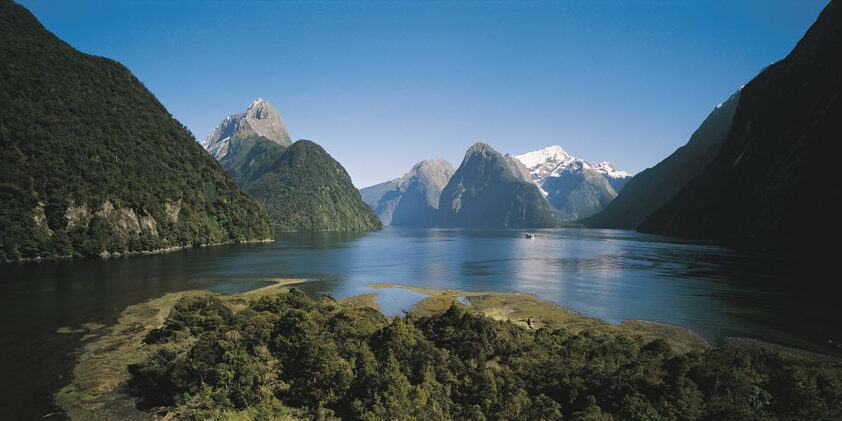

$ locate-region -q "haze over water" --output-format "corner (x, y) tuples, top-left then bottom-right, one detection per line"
(1, 228), (838, 418)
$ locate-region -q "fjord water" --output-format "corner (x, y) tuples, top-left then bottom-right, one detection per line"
(1, 228), (839, 418)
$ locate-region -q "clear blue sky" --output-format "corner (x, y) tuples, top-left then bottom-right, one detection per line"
(20, 0), (829, 187)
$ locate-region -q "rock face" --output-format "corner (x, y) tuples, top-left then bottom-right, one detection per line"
(581, 90), (740, 230)
(0, 1), (273, 262)
(360, 159), (456, 226)
(639, 0), (842, 248)
(201, 98), (292, 159)
(438, 143), (556, 228)
(514, 146), (632, 221)
(244, 140), (383, 232)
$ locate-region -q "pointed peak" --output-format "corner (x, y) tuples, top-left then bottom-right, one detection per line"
(543, 145), (566, 153)
(247, 97), (273, 112)
(466, 142), (495, 154)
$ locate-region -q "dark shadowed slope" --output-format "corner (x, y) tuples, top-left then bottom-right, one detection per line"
(581, 90), (740, 229)
(0, 0), (273, 262)
(639, 0), (842, 248)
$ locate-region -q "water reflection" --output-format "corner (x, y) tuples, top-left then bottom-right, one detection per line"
(1, 228), (841, 419)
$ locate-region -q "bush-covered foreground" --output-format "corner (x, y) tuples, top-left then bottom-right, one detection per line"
(121, 289), (842, 420)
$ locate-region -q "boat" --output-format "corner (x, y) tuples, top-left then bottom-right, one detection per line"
(523, 233), (535, 239)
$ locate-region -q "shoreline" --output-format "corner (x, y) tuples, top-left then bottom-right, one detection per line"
(2, 238), (275, 265)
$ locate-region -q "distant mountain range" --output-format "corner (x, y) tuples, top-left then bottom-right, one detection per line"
(202, 100), (382, 232)
(361, 144), (632, 227)
(360, 159), (455, 227)
(0, 0), (273, 262)
(514, 146), (632, 221)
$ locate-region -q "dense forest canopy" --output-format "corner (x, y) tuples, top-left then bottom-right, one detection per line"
(0, 0), (273, 262)
(238, 140), (384, 232)
(129, 290), (842, 420)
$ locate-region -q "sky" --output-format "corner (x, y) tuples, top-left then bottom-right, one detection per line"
(20, 0), (829, 188)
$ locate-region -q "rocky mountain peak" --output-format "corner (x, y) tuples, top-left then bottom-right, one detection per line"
(515, 145), (631, 187)
(202, 98), (292, 159)
(465, 142), (495, 158)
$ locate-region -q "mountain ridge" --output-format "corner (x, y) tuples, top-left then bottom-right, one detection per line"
(581, 90), (741, 230)
(638, 0), (842, 249)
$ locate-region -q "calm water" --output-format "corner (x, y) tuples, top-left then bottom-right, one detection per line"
(1, 228), (839, 419)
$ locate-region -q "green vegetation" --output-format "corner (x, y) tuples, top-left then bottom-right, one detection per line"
(218, 133), (289, 188)
(368, 284), (709, 354)
(124, 289), (842, 420)
(0, 0), (273, 262)
(243, 140), (383, 232)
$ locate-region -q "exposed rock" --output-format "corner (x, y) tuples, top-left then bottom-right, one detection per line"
(65, 203), (92, 230)
(164, 199), (181, 223)
(33, 202), (52, 236)
(139, 213), (158, 237)
(201, 98), (292, 159)
(95, 201), (141, 236)
(360, 158), (456, 226)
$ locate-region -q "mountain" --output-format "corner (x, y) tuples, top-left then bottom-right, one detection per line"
(438, 143), (556, 228)
(201, 98), (292, 159)
(202, 100), (382, 232)
(0, 0), (273, 262)
(581, 91), (740, 229)
(639, 1), (842, 248)
(360, 159), (455, 226)
(218, 132), (289, 188)
(514, 146), (631, 221)
(244, 140), (383, 232)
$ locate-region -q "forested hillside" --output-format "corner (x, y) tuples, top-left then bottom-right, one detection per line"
(245, 140), (383, 232)
(0, 0), (273, 262)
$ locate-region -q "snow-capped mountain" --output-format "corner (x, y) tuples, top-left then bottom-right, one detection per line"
(201, 98), (292, 159)
(515, 145), (631, 193)
(513, 146), (633, 221)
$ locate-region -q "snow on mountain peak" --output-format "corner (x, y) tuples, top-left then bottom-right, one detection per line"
(595, 161), (631, 178)
(514, 145), (632, 187)
(515, 145), (572, 169)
